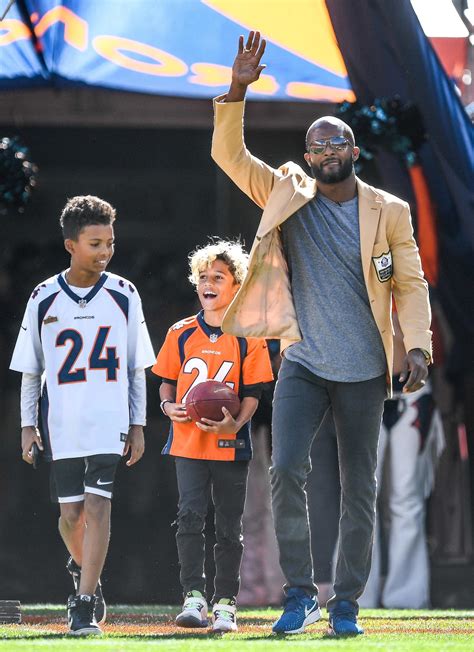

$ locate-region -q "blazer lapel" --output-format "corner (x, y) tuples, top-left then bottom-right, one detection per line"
(357, 178), (382, 286)
(257, 173), (317, 238)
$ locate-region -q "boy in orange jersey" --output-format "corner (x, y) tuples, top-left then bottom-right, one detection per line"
(152, 240), (273, 633)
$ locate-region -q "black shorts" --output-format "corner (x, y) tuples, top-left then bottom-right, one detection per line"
(50, 454), (121, 504)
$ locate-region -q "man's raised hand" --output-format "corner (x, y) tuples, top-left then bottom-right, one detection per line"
(227, 31), (266, 101)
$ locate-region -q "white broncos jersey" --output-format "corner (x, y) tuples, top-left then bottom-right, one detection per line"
(10, 272), (156, 460)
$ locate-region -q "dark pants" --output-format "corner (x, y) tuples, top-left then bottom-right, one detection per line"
(174, 457), (249, 602)
(307, 411), (341, 583)
(271, 358), (386, 609)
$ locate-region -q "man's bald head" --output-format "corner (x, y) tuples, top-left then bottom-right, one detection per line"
(305, 116), (355, 150)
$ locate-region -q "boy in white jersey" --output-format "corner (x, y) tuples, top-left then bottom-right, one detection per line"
(10, 196), (155, 636)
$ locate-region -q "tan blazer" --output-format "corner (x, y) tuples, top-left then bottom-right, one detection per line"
(211, 98), (432, 389)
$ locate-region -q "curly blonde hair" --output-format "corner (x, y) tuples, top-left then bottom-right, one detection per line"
(188, 239), (249, 287)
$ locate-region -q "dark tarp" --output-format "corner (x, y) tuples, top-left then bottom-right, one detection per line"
(326, 0), (474, 374)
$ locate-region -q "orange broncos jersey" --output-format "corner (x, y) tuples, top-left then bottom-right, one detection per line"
(152, 311), (273, 461)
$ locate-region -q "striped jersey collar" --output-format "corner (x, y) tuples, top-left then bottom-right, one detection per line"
(197, 310), (223, 340)
(57, 272), (108, 308)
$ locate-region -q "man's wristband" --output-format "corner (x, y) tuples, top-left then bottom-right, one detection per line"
(160, 399), (172, 416)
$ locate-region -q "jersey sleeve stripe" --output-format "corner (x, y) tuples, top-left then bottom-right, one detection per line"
(38, 292), (60, 340)
(177, 327), (197, 365)
(106, 289), (129, 321)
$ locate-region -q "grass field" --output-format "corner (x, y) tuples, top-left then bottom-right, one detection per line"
(1, 605), (473, 651)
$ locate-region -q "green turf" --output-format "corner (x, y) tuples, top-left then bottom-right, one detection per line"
(0, 605), (472, 651)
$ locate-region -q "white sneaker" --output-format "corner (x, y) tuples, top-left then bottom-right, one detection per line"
(212, 598), (237, 633)
(175, 591), (208, 628)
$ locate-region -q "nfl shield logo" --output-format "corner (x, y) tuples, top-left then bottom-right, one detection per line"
(78, 299), (88, 309)
(372, 250), (393, 283)
(210, 333), (218, 343)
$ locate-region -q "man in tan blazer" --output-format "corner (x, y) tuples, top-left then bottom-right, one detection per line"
(212, 32), (431, 637)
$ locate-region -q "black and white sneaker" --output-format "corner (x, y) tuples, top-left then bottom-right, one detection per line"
(66, 557), (106, 624)
(176, 591), (208, 627)
(212, 598), (237, 633)
(67, 594), (102, 636)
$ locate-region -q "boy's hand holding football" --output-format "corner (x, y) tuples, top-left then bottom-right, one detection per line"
(164, 402), (192, 423)
(196, 407), (239, 435)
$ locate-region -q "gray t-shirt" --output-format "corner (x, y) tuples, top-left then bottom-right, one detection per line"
(280, 193), (386, 382)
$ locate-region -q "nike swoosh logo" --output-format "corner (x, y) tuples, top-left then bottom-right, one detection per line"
(96, 479), (112, 486)
(305, 604), (315, 617)
(21, 326), (27, 331)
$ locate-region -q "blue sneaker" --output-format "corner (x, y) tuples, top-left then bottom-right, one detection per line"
(328, 600), (364, 636)
(272, 588), (321, 634)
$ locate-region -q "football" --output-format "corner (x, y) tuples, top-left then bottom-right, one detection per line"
(185, 380), (240, 422)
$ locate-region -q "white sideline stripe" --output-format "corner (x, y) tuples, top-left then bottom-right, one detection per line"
(85, 486), (112, 499)
(58, 494), (84, 503)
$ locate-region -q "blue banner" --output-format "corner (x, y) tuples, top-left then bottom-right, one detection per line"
(0, 0), (354, 102)
(0, 0), (48, 86)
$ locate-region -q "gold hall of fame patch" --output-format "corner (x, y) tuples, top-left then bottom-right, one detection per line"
(372, 250), (393, 282)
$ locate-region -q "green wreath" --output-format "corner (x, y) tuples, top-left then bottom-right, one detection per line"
(336, 97), (426, 172)
(0, 137), (38, 213)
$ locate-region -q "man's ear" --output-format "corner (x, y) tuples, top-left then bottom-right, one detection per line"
(64, 239), (75, 255)
(352, 146), (360, 162)
(304, 152), (311, 167)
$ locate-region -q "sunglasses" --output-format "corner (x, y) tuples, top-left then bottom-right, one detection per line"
(307, 136), (352, 155)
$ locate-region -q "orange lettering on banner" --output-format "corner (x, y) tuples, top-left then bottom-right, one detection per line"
(251, 74), (279, 96)
(189, 63), (278, 95)
(0, 19), (31, 46)
(189, 63), (232, 87)
(286, 81), (355, 103)
(94, 36), (188, 77)
(34, 7), (88, 51)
